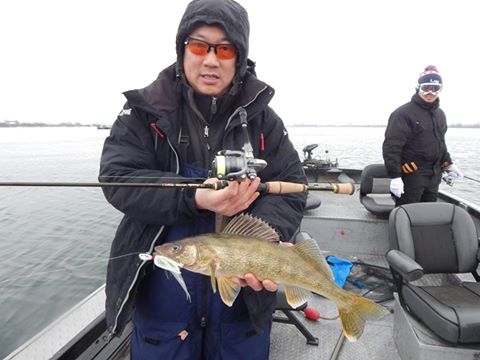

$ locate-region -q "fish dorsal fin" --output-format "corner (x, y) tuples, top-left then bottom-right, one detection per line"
(283, 285), (312, 309)
(217, 277), (242, 307)
(222, 213), (279, 242)
(292, 239), (334, 280)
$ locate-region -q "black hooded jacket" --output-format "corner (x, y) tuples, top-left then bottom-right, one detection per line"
(99, 0), (306, 337)
(382, 93), (452, 178)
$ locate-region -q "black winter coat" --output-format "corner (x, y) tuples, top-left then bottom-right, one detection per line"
(383, 93), (452, 178)
(99, 64), (307, 337)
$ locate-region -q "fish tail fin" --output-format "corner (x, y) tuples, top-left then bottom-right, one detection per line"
(338, 292), (389, 342)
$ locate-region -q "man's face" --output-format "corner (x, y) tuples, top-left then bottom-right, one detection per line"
(418, 83), (442, 103)
(183, 25), (237, 96)
(418, 92), (439, 103)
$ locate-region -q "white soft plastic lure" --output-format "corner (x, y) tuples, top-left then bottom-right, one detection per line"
(139, 253), (191, 301)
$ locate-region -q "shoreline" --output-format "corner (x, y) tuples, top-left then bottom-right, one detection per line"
(1, 123), (480, 129)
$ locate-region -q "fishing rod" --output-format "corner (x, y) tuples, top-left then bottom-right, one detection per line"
(0, 145), (355, 194)
(465, 175), (480, 184)
(0, 118), (356, 195)
(0, 180), (355, 195)
(442, 173), (480, 186)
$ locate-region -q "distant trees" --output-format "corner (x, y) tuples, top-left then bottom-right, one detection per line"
(0, 120), (92, 127)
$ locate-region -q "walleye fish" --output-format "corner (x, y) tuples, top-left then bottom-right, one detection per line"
(152, 213), (388, 341)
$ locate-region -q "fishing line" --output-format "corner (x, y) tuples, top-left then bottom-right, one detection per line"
(464, 175), (480, 184)
(108, 252), (143, 261)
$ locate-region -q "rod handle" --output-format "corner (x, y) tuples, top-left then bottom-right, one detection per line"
(331, 183), (355, 195)
(259, 181), (308, 194)
(258, 181), (355, 195)
(306, 182), (355, 195)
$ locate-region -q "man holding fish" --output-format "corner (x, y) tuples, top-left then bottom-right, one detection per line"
(99, 0), (309, 358)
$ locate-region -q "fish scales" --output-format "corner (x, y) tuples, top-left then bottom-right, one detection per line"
(152, 213), (389, 341)
(194, 235), (335, 297)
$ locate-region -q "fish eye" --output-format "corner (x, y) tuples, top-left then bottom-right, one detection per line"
(171, 244), (181, 252)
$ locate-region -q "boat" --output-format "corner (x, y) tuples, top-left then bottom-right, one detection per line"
(301, 144), (361, 184)
(4, 159), (480, 360)
(96, 124), (112, 130)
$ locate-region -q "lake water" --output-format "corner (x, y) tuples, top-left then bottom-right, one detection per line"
(0, 126), (479, 357)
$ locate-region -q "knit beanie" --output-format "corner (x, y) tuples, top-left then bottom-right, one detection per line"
(418, 65), (442, 84)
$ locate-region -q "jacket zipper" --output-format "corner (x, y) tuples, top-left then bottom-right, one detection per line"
(431, 114), (443, 163)
(201, 96), (217, 150)
(110, 132), (180, 337)
(111, 85), (269, 335)
(223, 85), (269, 131)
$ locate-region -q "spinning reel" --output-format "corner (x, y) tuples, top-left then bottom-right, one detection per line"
(210, 108), (267, 181)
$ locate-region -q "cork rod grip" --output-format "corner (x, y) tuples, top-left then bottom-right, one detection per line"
(258, 181), (355, 195)
(331, 183), (355, 195)
(262, 181), (308, 194)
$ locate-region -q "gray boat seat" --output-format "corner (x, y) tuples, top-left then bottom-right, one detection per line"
(304, 193), (321, 211)
(359, 163), (394, 218)
(387, 203), (480, 344)
(273, 231), (319, 345)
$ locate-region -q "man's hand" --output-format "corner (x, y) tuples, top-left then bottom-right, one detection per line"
(195, 177), (261, 216)
(234, 273), (278, 292)
(445, 164), (464, 179)
(231, 242), (293, 292)
(390, 177), (404, 198)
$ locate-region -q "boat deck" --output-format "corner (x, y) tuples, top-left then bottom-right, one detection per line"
(269, 186), (400, 359)
(271, 261), (399, 359)
(272, 186), (480, 360)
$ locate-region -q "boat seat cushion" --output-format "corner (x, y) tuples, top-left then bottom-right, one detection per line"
(305, 193), (321, 211)
(361, 195), (395, 218)
(403, 283), (480, 343)
(388, 203), (480, 344)
(359, 164), (394, 218)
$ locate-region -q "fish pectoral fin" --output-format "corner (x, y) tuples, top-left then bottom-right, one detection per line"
(284, 285), (312, 309)
(217, 277), (241, 307)
(209, 262), (218, 293)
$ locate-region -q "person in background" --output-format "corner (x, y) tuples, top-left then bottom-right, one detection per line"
(383, 65), (463, 206)
(98, 0), (307, 359)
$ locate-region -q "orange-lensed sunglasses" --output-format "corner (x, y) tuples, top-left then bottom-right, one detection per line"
(184, 38), (237, 60)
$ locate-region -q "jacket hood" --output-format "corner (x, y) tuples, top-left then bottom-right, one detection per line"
(175, 0), (250, 88)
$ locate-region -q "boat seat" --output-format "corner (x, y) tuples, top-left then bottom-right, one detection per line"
(304, 193), (321, 211)
(273, 231), (319, 345)
(386, 203), (480, 344)
(359, 163), (394, 218)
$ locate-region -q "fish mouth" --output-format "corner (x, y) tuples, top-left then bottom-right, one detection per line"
(153, 255), (192, 302)
(153, 255), (183, 274)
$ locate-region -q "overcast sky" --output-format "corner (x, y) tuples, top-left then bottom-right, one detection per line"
(1, 0), (480, 126)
